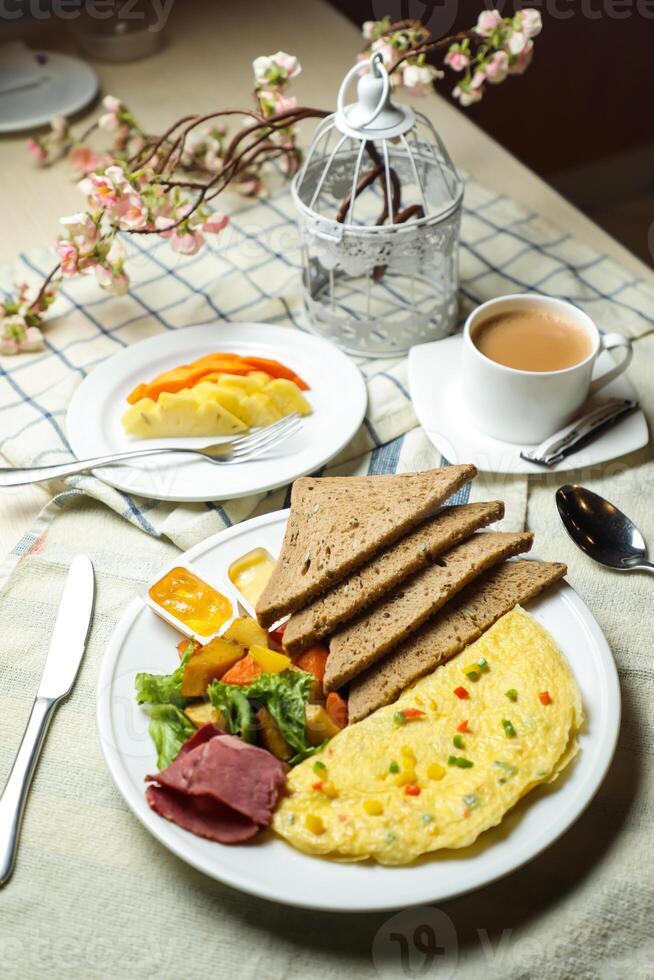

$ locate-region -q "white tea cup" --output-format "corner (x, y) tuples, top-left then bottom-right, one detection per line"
(461, 294), (633, 444)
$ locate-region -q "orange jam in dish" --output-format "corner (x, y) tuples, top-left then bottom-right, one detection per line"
(228, 548), (276, 607)
(148, 566), (232, 635)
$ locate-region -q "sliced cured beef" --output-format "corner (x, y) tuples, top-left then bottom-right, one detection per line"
(145, 727), (287, 842)
(148, 733), (286, 827)
(146, 785), (259, 844)
(178, 723), (224, 755)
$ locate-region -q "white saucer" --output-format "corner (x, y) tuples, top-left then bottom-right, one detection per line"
(408, 335), (649, 475)
(0, 50), (98, 133)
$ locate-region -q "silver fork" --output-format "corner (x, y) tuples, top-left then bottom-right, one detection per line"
(0, 414), (302, 487)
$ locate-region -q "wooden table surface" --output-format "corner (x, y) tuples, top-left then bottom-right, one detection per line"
(1, 0), (652, 557)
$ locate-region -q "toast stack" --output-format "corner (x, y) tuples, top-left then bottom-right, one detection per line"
(256, 467), (566, 720)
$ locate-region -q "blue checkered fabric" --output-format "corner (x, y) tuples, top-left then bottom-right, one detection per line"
(1, 179), (653, 550)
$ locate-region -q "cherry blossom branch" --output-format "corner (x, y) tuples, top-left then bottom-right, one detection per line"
(387, 30), (477, 76)
(10, 16), (542, 354)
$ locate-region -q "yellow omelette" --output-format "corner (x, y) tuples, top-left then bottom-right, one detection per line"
(273, 607), (583, 865)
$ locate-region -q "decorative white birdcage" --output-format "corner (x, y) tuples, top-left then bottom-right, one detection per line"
(292, 52), (464, 358)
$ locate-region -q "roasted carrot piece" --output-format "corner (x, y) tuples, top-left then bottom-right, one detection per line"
(295, 645), (329, 685)
(221, 654), (263, 686)
(326, 691), (348, 729)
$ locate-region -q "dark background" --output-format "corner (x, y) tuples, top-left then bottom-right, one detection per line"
(329, 0), (654, 267)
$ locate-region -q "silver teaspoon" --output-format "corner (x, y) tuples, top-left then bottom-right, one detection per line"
(556, 484), (654, 573)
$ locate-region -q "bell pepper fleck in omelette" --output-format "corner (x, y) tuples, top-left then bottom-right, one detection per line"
(272, 606), (583, 865)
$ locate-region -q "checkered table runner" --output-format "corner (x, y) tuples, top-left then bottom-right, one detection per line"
(2, 178), (653, 556)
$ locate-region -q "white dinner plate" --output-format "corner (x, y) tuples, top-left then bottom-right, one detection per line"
(0, 50), (98, 133)
(409, 334), (649, 474)
(97, 509), (620, 912)
(67, 323), (367, 502)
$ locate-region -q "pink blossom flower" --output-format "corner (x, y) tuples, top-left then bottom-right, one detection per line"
(112, 192), (148, 230)
(59, 213), (100, 254)
(22, 326), (45, 351)
(517, 9), (542, 38)
(55, 240), (80, 276)
(259, 89), (298, 115)
(106, 237), (125, 266)
(252, 55), (274, 84)
(402, 63), (441, 95)
(102, 94), (122, 113)
(362, 20), (377, 40)
(453, 83), (483, 107)
(371, 39), (397, 69)
(98, 111), (120, 133)
(253, 51), (301, 85)
(273, 52), (301, 78)
(202, 214), (229, 235)
(94, 262), (129, 295)
(27, 138), (47, 162)
(98, 94), (123, 133)
(104, 165), (130, 189)
(2, 322), (45, 353)
(476, 9), (503, 36)
(485, 50), (509, 84)
(0, 328), (20, 355)
(508, 30), (528, 56)
(445, 49), (470, 72)
(169, 229), (204, 255)
(69, 146), (110, 176)
(509, 39), (534, 74)
(79, 172), (119, 209)
(156, 215), (204, 254)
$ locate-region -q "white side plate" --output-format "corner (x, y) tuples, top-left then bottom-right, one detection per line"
(0, 51), (98, 133)
(67, 323), (368, 502)
(97, 509), (620, 912)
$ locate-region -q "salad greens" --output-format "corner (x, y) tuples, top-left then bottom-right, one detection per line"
(148, 704), (195, 769)
(209, 669), (318, 764)
(135, 647), (195, 768)
(136, 642), (320, 769)
(135, 650), (191, 708)
(208, 682), (255, 743)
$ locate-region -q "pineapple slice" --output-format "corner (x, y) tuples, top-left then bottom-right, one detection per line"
(194, 382), (246, 421)
(121, 371), (311, 439)
(216, 372), (270, 394)
(264, 378), (312, 417)
(237, 392), (283, 428)
(122, 387), (247, 439)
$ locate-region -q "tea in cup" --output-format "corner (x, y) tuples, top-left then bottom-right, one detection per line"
(461, 294), (633, 444)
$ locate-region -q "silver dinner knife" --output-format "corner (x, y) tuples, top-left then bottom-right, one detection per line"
(520, 398), (639, 467)
(0, 554), (94, 886)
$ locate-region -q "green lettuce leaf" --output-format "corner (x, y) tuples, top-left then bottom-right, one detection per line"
(207, 682), (255, 743)
(245, 670), (314, 757)
(148, 703), (195, 770)
(135, 649), (191, 708)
